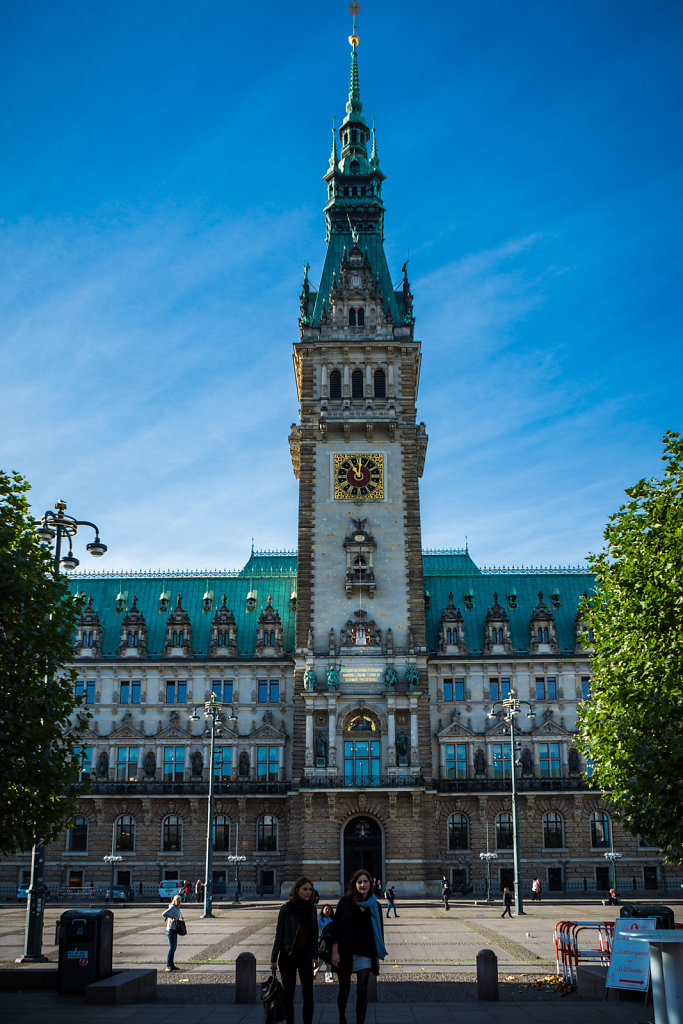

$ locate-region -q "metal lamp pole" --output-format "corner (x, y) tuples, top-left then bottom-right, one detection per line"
(480, 853), (497, 902)
(487, 689), (535, 916)
(604, 829), (622, 892)
(20, 501), (107, 963)
(229, 854), (247, 903)
(103, 855), (122, 900)
(190, 697), (237, 918)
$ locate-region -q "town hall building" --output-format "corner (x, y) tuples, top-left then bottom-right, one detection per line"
(4, 23), (672, 901)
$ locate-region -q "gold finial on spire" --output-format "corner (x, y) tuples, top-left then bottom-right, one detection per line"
(348, 1), (360, 47)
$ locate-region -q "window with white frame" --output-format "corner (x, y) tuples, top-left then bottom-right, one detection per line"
(213, 814), (230, 851)
(538, 742), (561, 778)
(162, 814), (182, 852)
(163, 746), (185, 781)
(447, 812), (469, 850)
(496, 812), (513, 849)
(116, 746), (139, 781)
(491, 742), (512, 779)
(444, 743), (467, 780)
(543, 811), (564, 848)
(257, 813), (278, 851)
(590, 810), (611, 848)
(115, 814), (135, 852)
(67, 815), (88, 852)
(257, 745), (279, 781)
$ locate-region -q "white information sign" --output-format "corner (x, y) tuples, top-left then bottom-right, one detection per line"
(606, 917), (658, 992)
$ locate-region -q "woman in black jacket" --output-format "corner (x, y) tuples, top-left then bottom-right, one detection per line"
(270, 875), (319, 1024)
(331, 868), (387, 1024)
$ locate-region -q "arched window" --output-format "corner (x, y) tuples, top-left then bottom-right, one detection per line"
(115, 814), (135, 852)
(590, 811), (611, 848)
(67, 815), (88, 852)
(447, 812), (469, 850)
(351, 369), (364, 399)
(213, 814), (230, 851)
(373, 368), (386, 397)
(349, 308), (356, 326)
(330, 369), (342, 399)
(173, 631), (178, 646)
(217, 631), (224, 646)
(495, 812), (513, 849)
(543, 811), (564, 849)
(446, 628), (452, 644)
(163, 814), (182, 852)
(357, 308), (364, 326)
(257, 814), (278, 852)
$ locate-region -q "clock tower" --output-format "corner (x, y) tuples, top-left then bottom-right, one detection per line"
(288, 13), (434, 889)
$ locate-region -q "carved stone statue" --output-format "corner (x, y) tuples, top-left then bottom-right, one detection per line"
(314, 733), (327, 763)
(384, 665), (398, 689)
(304, 666), (317, 691)
(326, 665), (340, 691)
(191, 751), (203, 777)
(96, 751), (109, 778)
(143, 751), (156, 777)
(396, 730), (409, 757)
(474, 749), (486, 775)
(238, 752), (250, 778)
(568, 747), (581, 774)
(520, 747), (533, 776)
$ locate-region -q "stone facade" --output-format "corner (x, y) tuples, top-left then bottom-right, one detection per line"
(4, 30), (678, 903)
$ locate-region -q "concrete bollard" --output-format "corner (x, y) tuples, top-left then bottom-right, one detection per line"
(476, 948), (499, 1001)
(235, 951), (256, 1003)
(367, 971), (377, 1002)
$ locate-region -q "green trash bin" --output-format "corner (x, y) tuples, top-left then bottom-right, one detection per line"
(56, 908), (114, 993)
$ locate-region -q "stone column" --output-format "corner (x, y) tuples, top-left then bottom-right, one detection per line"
(409, 698), (419, 768)
(327, 696), (338, 769)
(305, 706), (314, 769)
(387, 698), (396, 766)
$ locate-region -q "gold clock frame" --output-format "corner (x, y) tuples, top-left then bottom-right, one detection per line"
(333, 452), (384, 500)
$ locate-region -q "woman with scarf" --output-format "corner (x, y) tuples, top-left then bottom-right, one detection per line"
(331, 868), (387, 1024)
(270, 875), (319, 1024)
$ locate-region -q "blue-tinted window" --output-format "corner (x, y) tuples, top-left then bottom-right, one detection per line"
(444, 679), (465, 702)
(492, 743), (512, 779)
(75, 680), (95, 703)
(539, 742), (561, 778)
(445, 743), (467, 780)
(211, 680), (233, 704)
(258, 680), (279, 703)
(581, 676), (591, 700)
(257, 745), (279, 781)
(536, 677), (556, 700)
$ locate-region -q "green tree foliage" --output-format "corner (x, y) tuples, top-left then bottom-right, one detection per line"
(0, 471), (89, 855)
(577, 432), (683, 863)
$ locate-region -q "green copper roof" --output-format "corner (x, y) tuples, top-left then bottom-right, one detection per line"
(69, 551), (593, 660)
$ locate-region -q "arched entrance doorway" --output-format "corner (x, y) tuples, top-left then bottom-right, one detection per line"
(342, 816), (383, 888)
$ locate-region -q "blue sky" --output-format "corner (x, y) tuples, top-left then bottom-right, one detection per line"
(1, 0), (681, 572)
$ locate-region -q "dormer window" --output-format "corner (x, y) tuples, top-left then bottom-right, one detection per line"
(127, 631), (138, 648)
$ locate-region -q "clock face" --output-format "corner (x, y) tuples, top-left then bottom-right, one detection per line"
(334, 453), (384, 500)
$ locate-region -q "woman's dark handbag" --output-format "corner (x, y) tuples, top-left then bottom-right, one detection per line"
(260, 971), (287, 1023)
(176, 918), (187, 936)
(318, 921), (333, 963)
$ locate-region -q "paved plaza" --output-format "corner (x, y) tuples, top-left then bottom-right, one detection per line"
(2, 898), (678, 1023)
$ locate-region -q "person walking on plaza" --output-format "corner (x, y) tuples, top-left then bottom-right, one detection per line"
(195, 878), (204, 903)
(441, 876), (451, 911)
(270, 875), (319, 1024)
(331, 868), (387, 1024)
(386, 885), (398, 917)
(501, 887), (513, 918)
(162, 894), (183, 971)
(531, 877), (542, 901)
(319, 903), (335, 983)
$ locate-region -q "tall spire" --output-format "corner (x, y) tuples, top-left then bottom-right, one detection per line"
(329, 116), (338, 170)
(344, 2), (365, 127)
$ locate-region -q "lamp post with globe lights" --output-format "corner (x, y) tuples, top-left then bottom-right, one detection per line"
(189, 696), (237, 918)
(19, 501), (107, 963)
(228, 854), (247, 903)
(487, 689), (535, 915)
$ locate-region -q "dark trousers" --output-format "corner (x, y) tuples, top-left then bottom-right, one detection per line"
(278, 952), (314, 1024)
(166, 929), (178, 967)
(337, 968), (370, 1024)
(501, 905), (512, 917)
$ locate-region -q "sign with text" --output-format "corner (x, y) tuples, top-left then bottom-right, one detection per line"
(342, 664), (382, 686)
(606, 918), (658, 992)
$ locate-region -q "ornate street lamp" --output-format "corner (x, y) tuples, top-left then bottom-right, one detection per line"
(228, 854), (247, 903)
(103, 854), (123, 901)
(189, 696), (237, 918)
(20, 501), (107, 963)
(479, 852), (498, 903)
(487, 689), (535, 915)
